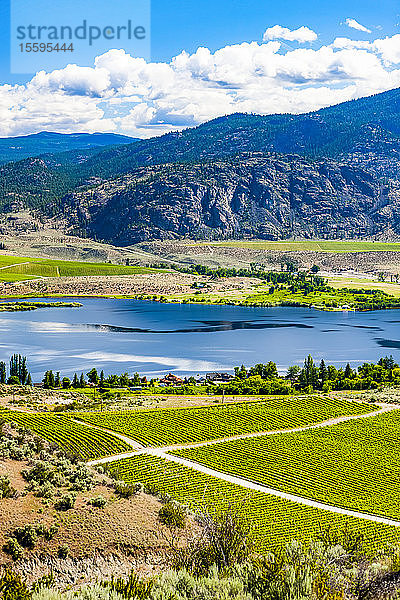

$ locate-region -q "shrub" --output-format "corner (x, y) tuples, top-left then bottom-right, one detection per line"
(101, 572), (152, 600)
(88, 496), (107, 508)
(158, 502), (187, 530)
(57, 545), (69, 559)
(42, 525), (58, 541)
(3, 538), (24, 561)
(13, 526), (38, 550)
(114, 482), (142, 499)
(0, 475), (16, 499)
(174, 507), (252, 575)
(149, 567), (251, 600)
(54, 494), (76, 511)
(0, 568), (31, 600)
(33, 483), (55, 499)
(22, 462), (55, 486)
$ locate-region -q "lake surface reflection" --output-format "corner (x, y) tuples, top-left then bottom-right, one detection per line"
(1, 297), (399, 378)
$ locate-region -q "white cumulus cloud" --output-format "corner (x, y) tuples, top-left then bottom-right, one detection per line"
(263, 25), (318, 43)
(1, 26), (400, 138)
(345, 18), (372, 34)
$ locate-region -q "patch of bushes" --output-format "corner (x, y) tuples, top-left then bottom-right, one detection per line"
(0, 568), (31, 600)
(101, 572), (152, 600)
(113, 481), (142, 499)
(88, 495), (106, 508)
(54, 494), (76, 511)
(3, 523), (59, 558)
(57, 546), (69, 559)
(0, 475), (16, 499)
(2, 538), (24, 561)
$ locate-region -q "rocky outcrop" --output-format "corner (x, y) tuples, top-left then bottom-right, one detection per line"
(62, 153), (400, 244)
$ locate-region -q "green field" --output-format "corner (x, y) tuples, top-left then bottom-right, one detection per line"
(106, 454), (400, 553)
(0, 410), (132, 459)
(173, 408), (400, 520)
(74, 396), (374, 447)
(0, 254), (159, 282)
(190, 240), (400, 252)
(244, 285), (400, 311)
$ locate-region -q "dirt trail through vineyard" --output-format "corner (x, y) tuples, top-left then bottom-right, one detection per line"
(85, 403), (397, 463)
(82, 404), (400, 525)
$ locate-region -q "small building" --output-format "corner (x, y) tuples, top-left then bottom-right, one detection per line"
(205, 372), (233, 382)
(159, 373), (184, 386)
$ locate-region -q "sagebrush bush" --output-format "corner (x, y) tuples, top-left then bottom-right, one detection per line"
(0, 475), (16, 499)
(3, 537), (24, 561)
(54, 494), (76, 511)
(88, 495), (106, 508)
(113, 481), (142, 498)
(0, 568), (31, 600)
(149, 567), (252, 600)
(32, 584), (125, 600)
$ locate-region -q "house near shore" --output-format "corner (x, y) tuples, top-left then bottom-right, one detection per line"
(159, 373), (184, 386)
(206, 372), (234, 383)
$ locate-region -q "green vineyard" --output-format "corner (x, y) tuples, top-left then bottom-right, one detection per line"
(74, 396), (374, 447)
(106, 454), (400, 553)
(0, 410), (132, 460)
(173, 408), (400, 520)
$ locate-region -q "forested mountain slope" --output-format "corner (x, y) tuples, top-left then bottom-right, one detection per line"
(61, 154), (399, 244)
(0, 132), (136, 165)
(2, 88), (400, 242)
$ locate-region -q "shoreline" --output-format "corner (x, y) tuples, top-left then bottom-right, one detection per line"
(0, 291), (396, 312)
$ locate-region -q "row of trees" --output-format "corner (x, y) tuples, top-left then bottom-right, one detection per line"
(225, 355), (400, 394)
(177, 262), (325, 290)
(0, 354), (32, 386)
(42, 367), (144, 389)
(1, 353), (399, 396)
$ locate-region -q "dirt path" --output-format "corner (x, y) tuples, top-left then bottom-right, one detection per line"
(87, 403), (397, 464)
(85, 403), (400, 527)
(144, 449), (400, 527)
(0, 262), (30, 270)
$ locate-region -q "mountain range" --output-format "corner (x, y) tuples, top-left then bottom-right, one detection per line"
(0, 131), (136, 165)
(2, 87), (400, 243)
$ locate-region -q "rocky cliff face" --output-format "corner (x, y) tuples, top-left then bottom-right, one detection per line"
(62, 153), (400, 244)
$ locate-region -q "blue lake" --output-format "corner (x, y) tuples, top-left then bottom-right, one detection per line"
(1, 297), (400, 378)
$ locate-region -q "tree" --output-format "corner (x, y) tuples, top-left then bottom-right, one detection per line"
(286, 365), (301, 384)
(7, 375), (20, 386)
(319, 359), (327, 385)
(327, 365), (338, 381)
(249, 362), (278, 379)
(120, 372), (130, 387)
(299, 355), (318, 389)
(62, 377), (71, 389)
(9, 355), (29, 385)
(79, 373), (86, 388)
(20, 358), (28, 386)
(99, 370), (105, 388)
(72, 373), (79, 388)
(0, 362), (6, 384)
(235, 365), (247, 380)
(43, 371), (55, 389)
(344, 363), (353, 379)
(131, 372), (141, 386)
(55, 372), (60, 387)
(26, 373), (32, 386)
(87, 368), (99, 385)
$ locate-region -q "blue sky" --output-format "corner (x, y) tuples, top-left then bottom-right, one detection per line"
(0, 0), (399, 136)
(1, 0), (398, 82)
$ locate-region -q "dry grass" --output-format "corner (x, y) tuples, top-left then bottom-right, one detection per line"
(0, 459), (195, 564)
(328, 277), (400, 297)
